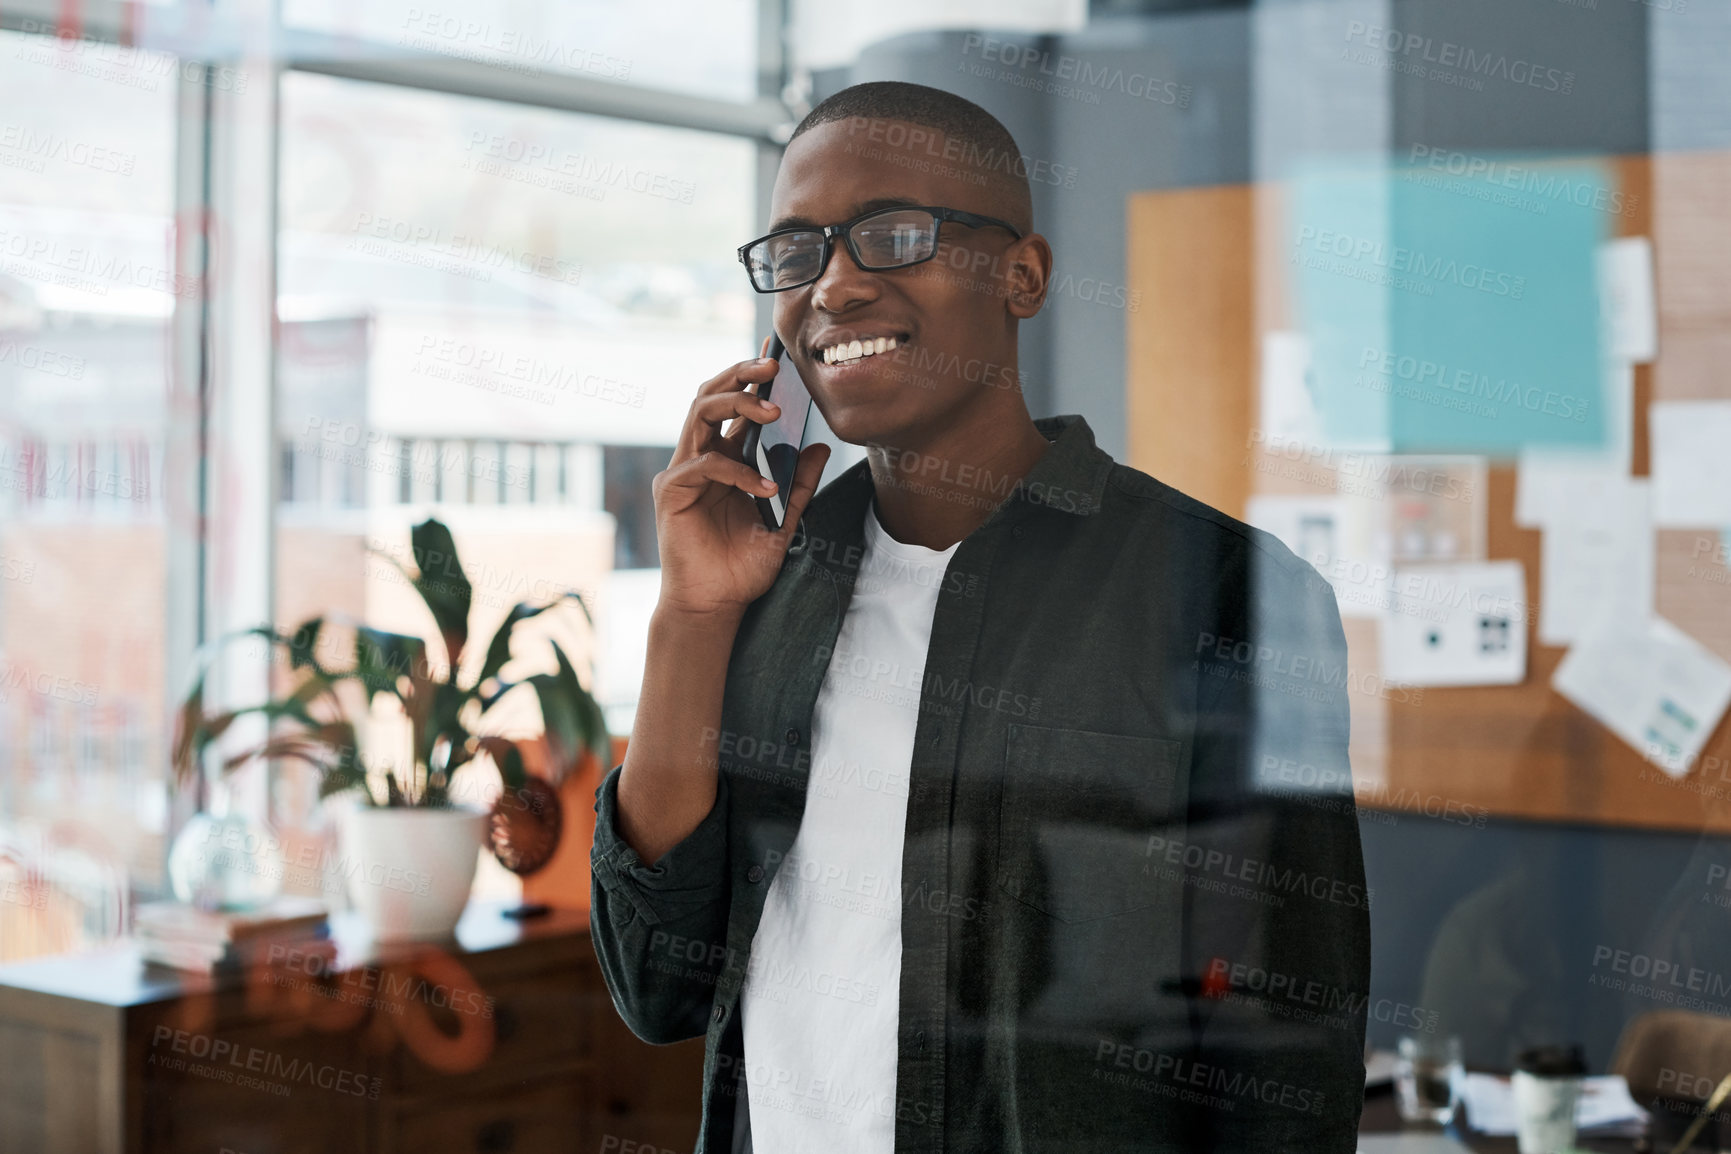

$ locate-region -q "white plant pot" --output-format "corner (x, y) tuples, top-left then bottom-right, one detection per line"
(339, 806), (487, 941)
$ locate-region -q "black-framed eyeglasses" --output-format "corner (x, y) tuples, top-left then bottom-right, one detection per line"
(737, 204), (1024, 293)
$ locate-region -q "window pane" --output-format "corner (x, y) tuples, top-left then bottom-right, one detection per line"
(281, 0), (760, 102)
(0, 28), (180, 958)
(275, 72), (754, 899)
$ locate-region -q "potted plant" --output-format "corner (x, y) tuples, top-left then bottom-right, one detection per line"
(173, 518), (609, 939)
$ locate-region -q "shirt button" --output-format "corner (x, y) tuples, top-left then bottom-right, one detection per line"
(784, 726), (800, 745)
(746, 864), (765, 884)
(713, 1003), (727, 1024)
(1012, 524), (1024, 538)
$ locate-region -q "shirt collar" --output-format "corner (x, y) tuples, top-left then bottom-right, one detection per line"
(793, 413), (1112, 558)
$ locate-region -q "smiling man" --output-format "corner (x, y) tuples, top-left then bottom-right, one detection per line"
(590, 81), (1370, 1153)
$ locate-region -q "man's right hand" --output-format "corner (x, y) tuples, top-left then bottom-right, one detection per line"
(651, 347), (832, 620)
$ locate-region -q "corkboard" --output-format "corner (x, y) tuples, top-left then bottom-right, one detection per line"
(1127, 154), (1731, 835)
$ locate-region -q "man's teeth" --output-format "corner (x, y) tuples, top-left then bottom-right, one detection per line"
(821, 336), (898, 365)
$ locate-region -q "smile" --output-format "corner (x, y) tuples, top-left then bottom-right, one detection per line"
(818, 335), (900, 366)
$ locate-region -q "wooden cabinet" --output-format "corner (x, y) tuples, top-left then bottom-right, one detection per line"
(0, 904), (706, 1154)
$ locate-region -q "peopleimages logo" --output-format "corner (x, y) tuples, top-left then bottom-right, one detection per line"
(0, 338), (86, 378)
(961, 34), (1191, 108)
(1292, 226), (1528, 299)
(1144, 833), (1374, 910)
(1589, 946), (1731, 1010)
(0, 124), (136, 174)
(842, 116), (1079, 189)
(0, 662), (99, 705)
(1405, 145), (1634, 216)
(1093, 1041), (1327, 1115)
(1357, 346), (1590, 424)
(149, 1026), (381, 1099)
(1342, 20), (1575, 94)
(1205, 957), (1440, 1033)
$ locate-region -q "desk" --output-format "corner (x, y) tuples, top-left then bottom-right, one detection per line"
(1360, 1086), (1646, 1153)
(0, 902), (705, 1154)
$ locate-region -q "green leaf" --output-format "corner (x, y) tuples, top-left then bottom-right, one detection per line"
(550, 638), (610, 767)
(428, 681), (472, 751)
(522, 640), (608, 785)
(170, 665), (209, 787)
(410, 518), (472, 670)
(354, 627), (426, 701)
(474, 591), (594, 693)
(475, 736), (528, 791)
(318, 759), (371, 802)
(575, 685), (612, 767)
(286, 617), (325, 672)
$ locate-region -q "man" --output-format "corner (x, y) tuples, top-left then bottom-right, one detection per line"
(590, 80), (1370, 1152)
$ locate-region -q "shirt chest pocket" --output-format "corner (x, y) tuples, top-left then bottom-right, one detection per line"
(996, 723), (1184, 924)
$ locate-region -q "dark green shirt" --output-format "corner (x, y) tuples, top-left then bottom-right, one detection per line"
(591, 413), (1370, 1152)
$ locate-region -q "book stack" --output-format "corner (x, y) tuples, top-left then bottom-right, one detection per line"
(134, 896), (334, 974)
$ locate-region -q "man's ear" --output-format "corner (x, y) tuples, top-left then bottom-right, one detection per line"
(1004, 232), (1053, 319)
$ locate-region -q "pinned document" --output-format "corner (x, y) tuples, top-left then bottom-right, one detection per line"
(1259, 330), (1324, 447)
(1515, 362), (1633, 529)
(1382, 561), (1528, 687)
(1538, 477), (1653, 646)
(1552, 614), (1731, 777)
(1651, 400), (1731, 527)
(1596, 236), (1657, 363)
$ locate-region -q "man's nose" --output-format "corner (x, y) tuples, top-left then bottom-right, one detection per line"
(810, 236), (879, 312)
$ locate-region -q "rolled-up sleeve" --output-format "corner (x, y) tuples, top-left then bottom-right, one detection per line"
(589, 763), (733, 1045)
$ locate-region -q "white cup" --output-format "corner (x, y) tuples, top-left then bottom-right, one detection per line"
(1512, 1045), (1587, 1154)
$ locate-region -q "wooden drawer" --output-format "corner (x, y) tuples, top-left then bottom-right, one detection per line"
(389, 1076), (588, 1154)
(142, 1018), (372, 1154)
(392, 962), (596, 1091)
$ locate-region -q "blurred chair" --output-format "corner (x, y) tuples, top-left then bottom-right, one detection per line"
(1613, 1010), (1731, 1090)
(1612, 1010), (1731, 1151)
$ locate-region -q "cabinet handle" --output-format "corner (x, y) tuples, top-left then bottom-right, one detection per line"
(494, 1004), (519, 1043)
(476, 1119), (516, 1152)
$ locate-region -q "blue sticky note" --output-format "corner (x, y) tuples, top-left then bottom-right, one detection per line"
(1289, 156), (1613, 456)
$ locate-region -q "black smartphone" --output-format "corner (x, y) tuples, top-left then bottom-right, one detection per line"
(740, 333), (815, 532)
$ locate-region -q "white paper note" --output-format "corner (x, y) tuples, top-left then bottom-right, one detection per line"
(1382, 561), (1528, 686)
(1651, 400), (1731, 527)
(1516, 362), (1633, 528)
(1552, 613), (1731, 777)
(1597, 236), (1657, 363)
(1259, 330), (1323, 446)
(1538, 478), (1653, 646)
(1247, 493), (1389, 620)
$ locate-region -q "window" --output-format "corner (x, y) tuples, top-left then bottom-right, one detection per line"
(272, 70), (757, 881)
(0, 29), (179, 935)
(0, 0), (769, 958)
(604, 444), (672, 570)
(280, 0), (761, 101)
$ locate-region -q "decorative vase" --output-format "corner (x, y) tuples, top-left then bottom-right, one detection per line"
(166, 778), (282, 910)
(338, 806), (487, 940)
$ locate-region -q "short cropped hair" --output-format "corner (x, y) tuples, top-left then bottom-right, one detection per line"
(787, 80), (1033, 231)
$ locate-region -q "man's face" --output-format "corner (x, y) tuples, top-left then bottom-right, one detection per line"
(767, 117), (1045, 447)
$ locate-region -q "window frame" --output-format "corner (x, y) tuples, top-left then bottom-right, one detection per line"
(0, 0), (800, 888)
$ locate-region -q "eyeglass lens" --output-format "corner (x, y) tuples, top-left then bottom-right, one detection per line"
(747, 208), (939, 290)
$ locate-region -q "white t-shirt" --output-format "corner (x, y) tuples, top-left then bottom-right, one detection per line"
(738, 497), (961, 1153)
